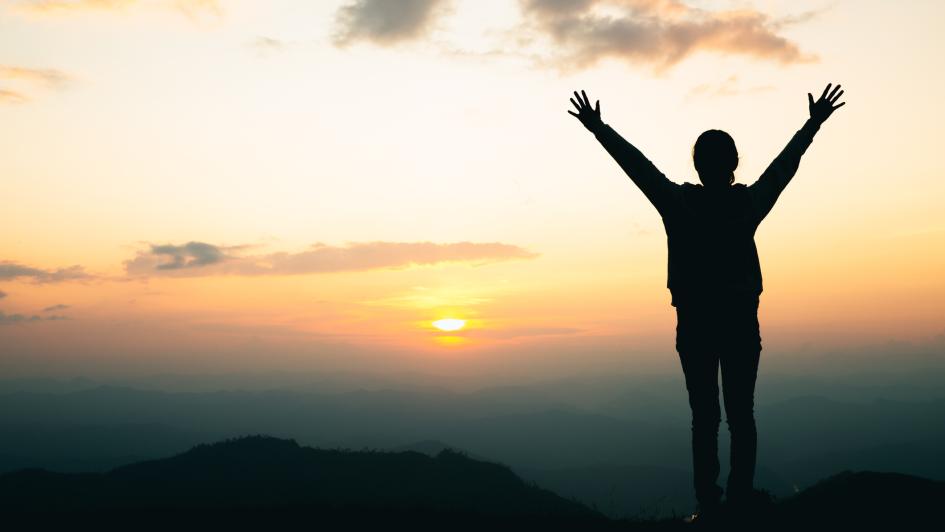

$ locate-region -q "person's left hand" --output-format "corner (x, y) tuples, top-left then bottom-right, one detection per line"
(808, 83), (845, 124)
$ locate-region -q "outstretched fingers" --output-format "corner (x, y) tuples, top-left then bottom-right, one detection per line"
(569, 91), (586, 120)
(827, 84), (843, 101)
(820, 83), (832, 101)
(568, 89), (602, 125)
(573, 91), (587, 110)
(827, 83), (845, 110)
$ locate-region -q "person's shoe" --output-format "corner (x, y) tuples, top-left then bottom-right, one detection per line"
(683, 502), (725, 528)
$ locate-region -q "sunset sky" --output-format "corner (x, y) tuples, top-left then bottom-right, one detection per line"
(2, 0), (943, 380)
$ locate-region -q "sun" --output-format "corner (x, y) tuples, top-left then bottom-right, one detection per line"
(432, 318), (466, 332)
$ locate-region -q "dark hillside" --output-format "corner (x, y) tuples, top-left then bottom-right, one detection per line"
(2, 436), (942, 531)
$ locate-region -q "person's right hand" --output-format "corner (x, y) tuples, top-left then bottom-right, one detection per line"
(568, 90), (603, 133)
(808, 83), (845, 124)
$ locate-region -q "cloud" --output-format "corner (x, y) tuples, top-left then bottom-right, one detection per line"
(124, 240), (539, 277)
(324, 0), (817, 71)
(0, 88), (30, 104)
(147, 241), (236, 270)
(0, 311), (42, 324)
(172, 0), (220, 20)
(42, 304), (70, 312)
(16, 0), (222, 19)
(0, 65), (71, 104)
(248, 36), (288, 56)
(0, 262), (92, 283)
(688, 75), (774, 98)
(0, 311), (71, 324)
(462, 326), (583, 339)
(0, 290), (6, 299)
(16, 0), (138, 12)
(518, 0), (817, 70)
(333, 0), (452, 46)
(252, 36), (284, 49)
(0, 66), (69, 88)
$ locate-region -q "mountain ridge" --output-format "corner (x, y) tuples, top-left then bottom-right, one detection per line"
(2, 435), (942, 531)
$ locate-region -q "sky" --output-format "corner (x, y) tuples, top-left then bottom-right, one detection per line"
(1, 0), (944, 381)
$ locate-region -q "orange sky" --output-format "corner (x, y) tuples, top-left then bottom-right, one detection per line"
(1, 0), (944, 379)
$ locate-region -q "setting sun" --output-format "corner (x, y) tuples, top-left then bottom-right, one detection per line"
(432, 319), (466, 332)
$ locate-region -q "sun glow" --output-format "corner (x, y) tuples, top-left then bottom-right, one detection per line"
(432, 318), (466, 332)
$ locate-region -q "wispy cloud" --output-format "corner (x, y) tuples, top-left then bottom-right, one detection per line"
(17, 0), (138, 13)
(252, 36), (285, 49)
(42, 303), (71, 312)
(0, 311), (70, 324)
(0, 262), (92, 283)
(0, 65), (71, 104)
(172, 0), (220, 20)
(0, 311), (42, 324)
(147, 241), (238, 270)
(517, 0), (817, 71)
(124, 240), (539, 277)
(0, 66), (70, 88)
(248, 35), (288, 56)
(0, 290), (7, 300)
(333, 0), (453, 46)
(688, 75), (774, 99)
(462, 326), (583, 339)
(16, 0), (222, 19)
(0, 89), (29, 104)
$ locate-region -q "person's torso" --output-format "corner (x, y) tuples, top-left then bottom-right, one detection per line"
(662, 183), (762, 306)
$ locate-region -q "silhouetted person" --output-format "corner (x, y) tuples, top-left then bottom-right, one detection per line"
(568, 84), (845, 521)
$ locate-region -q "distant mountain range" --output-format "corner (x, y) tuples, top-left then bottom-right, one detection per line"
(1, 382), (943, 518)
(1, 436), (942, 531)
(0, 435), (605, 530)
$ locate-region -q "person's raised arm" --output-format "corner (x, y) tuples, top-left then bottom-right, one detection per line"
(568, 90), (677, 216)
(749, 83), (846, 222)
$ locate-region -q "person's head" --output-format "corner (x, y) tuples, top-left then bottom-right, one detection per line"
(692, 129), (738, 187)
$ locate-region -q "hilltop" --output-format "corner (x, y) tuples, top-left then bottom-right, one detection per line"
(1, 435), (942, 531)
(0, 435), (609, 530)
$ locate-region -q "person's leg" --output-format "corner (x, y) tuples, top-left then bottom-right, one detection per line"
(676, 304), (723, 508)
(719, 297), (762, 502)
